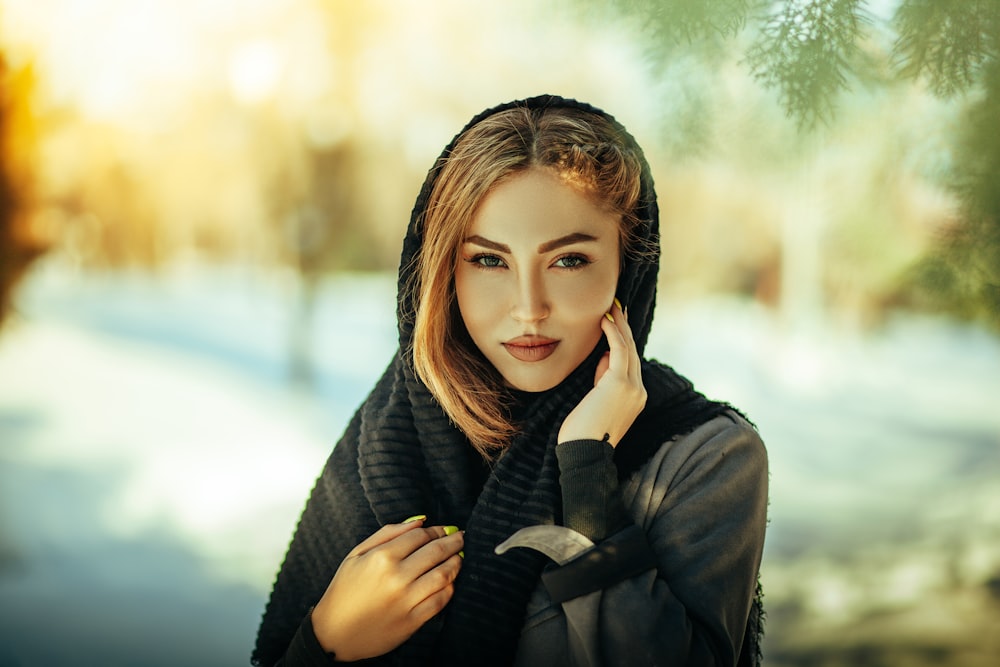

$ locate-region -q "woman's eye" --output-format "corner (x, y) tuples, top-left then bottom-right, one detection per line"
(470, 254), (506, 268)
(554, 255), (589, 269)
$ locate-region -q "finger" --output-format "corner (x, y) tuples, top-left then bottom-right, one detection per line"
(356, 523), (449, 561)
(350, 519), (426, 557)
(604, 298), (623, 337)
(411, 552), (462, 604)
(614, 301), (635, 349)
(375, 524), (461, 563)
(422, 524), (455, 540)
(619, 305), (642, 384)
(407, 555), (462, 622)
(600, 313), (630, 377)
(607, 299), (640, 381)
(400, 529), (464, 579)
(620, 304), (636, 343)
(408, 582), (456, 628)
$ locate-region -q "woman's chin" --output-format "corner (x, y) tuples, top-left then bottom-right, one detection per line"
(502, 375), (560, 393)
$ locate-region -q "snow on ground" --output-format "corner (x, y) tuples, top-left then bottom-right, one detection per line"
(1, 258), (999, 666)
(0, 259), (399, 667)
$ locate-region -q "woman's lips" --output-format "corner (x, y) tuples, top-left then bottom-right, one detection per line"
(502, 337), (559, 362)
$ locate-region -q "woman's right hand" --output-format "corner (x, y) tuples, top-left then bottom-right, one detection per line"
(311, 518), (464, 661)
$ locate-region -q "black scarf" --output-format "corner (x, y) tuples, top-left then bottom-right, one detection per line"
(252, 95), (762, 666)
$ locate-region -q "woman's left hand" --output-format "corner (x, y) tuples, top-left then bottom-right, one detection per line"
(558, 299), (646, 447)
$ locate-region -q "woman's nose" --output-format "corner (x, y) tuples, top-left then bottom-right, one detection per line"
(510, 273), (549, 323)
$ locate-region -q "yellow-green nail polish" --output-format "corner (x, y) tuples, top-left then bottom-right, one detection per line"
(403, 515), (426, 524)
(443, 525), (459, 536)
(459, 550), (465, 559)
(614, 298), (622, 310)
(605, 312), (614, 323)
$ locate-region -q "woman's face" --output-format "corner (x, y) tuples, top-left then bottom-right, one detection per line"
(455, 167), (621, 392)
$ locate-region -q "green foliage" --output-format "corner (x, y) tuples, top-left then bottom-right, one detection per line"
(612, 0), (757, 50)
(592, 0), (1000, 328)
(608, 1), (998, 126)
(744, 0), (873, 128)
(893, 0), (1000, 96)
(907, 55), (1000, 327)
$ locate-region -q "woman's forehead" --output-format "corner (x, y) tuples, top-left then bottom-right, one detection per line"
(465, 168), (620, 247)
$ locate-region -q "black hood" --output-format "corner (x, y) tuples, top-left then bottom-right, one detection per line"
(395, 94), (662, 360)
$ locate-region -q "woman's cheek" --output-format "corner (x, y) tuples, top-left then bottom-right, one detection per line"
(562, 288), (613, 329)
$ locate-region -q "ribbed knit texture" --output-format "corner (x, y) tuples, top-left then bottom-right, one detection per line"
(556, 440), (629, 541)
(252, 95), (763, 667)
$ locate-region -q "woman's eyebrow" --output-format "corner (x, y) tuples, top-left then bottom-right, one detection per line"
(463, 232), (599, 254)
(537, 232), (598, 253)
(463, 235), (510, 252)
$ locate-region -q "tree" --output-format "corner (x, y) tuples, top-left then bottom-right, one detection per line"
(0, 53), (43, 329)
(600, 0), (1000, 328)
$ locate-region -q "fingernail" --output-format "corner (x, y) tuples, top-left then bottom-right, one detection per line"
(614, 298), (622, 310)
(605, 312), (615, 323)
(459, 550), (465, 559)
(443, 525), (460, 536)
(403, 515), (426, 524)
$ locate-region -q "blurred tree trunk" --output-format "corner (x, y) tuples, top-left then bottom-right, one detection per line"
(0, 57), (44, 329)
(780, 135), (827, 329)
(278, 137), (363, 385)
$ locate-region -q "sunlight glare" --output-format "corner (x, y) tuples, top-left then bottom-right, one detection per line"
(229, 40), (284, 105)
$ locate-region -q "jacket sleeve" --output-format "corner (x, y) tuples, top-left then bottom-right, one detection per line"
(549, 414), (768, 666)
(272, 610), (339, 666)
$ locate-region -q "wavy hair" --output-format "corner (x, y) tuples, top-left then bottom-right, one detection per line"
(408, 105), (647, 455)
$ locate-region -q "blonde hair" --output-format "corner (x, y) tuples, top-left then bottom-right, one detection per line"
(408, 105), (646, 455)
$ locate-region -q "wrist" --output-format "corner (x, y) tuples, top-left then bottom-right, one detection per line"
(310, 601), (348, 660)
(296, 607), (340, 664)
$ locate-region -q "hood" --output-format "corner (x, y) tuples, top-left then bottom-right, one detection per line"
(394, 94), (661, 358)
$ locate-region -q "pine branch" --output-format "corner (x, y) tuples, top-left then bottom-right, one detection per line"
(745, 0), (873, 128)
(892, 0), (1000, 96)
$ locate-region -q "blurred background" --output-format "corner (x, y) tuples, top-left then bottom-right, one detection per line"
(1, 0), (998, 665)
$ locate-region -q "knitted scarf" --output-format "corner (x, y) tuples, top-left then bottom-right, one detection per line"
(252, 95), (763, 667)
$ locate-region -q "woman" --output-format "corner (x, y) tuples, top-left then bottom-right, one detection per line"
(252, 95), (768, 666)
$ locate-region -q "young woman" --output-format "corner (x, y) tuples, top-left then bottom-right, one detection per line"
(252, 95), (768, 666)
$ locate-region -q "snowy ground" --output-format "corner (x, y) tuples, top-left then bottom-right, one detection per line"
(1, 258), (998, 666)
